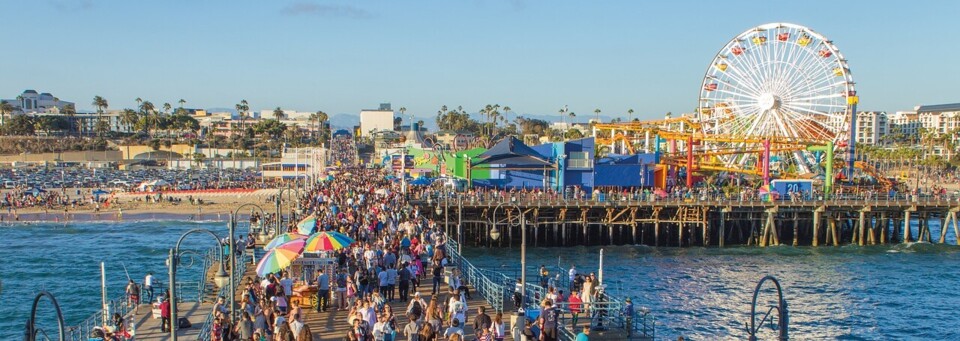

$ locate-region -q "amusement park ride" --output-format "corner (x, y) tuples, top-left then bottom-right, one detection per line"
(593, 23), (884, 196)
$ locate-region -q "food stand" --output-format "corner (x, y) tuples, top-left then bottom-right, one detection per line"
(289, 253), (336, 308)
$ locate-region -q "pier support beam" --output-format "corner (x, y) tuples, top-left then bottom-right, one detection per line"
(812, 206), (824, 247)
(827, 215), (840, 246)
(903, 208), (913, 243)
(720, 207), (731, 248)
(940, 208), (960, 245)
(858, 207), (871, 246)
(760, 207), (780, 247)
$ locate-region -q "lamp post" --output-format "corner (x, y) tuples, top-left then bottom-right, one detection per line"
(229, 203), (267, 325)
(491, 203), (525, 312)
(23, 290), (65, 341)
(169, 229), (230, 341)
(747, 275), (789, 341)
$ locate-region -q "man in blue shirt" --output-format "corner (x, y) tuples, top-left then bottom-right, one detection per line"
(316, 269), (330, 312)
(623, 298), (635, 337)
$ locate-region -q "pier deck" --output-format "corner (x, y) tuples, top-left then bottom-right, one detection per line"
(301, 283), (500, 341)
(131, 302), (212, 340)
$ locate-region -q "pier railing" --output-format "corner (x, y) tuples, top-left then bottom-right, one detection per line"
(422, 191), (960, 208)
(447, 240), (654, 340)
(65, 247), (218, 341)
(197, 247), (249, 341)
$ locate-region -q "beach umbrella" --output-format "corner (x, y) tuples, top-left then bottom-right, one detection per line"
(264, 232), (307, 251)
(256, 242), (304, 277)
(303, 231), (355, 252)
(296, 215), (317, 235)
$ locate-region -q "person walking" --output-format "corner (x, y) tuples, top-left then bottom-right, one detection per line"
(472, 306), (492, 341)
(398, 262), (411, 302)
(144, 272), (154, 303)
(317, 269), (330, 312)
(568, 290), (582, 328)
(159, 295), (171, 333)
(126, 279), (140, 314)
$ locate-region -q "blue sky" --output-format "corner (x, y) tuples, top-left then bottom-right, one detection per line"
(3, 0), (959, 121)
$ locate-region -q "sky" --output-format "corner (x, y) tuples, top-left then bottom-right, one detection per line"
(3, 0), (959, 121)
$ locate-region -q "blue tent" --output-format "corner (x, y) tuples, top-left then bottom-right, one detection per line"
(410, 177), (433, 186)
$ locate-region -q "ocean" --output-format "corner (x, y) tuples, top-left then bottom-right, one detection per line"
(1, 219), (958, 340)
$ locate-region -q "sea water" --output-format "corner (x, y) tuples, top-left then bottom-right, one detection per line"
(462, 242), (960, 340)
(1, 220), (958, 339)
(0, 219), (231, 339)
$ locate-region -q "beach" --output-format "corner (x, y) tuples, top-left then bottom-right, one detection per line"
(2, 188), (284, 222)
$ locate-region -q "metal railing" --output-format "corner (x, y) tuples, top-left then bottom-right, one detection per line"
(196, 248), (248, 341)
(421, 191), (960, 209)
(448, 239), (509, 312)
(446, 239), (654, 340)
(65, 247), (218, 341)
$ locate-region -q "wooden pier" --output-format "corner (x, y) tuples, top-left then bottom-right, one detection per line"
(431, 198), (960, 247)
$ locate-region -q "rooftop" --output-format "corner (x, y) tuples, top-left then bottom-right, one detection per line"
(917, 103), (960, 113)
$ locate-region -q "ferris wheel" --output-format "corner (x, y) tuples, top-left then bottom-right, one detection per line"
(698, 23), (856, 173)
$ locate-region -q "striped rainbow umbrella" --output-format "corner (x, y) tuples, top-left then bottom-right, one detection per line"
(256, 239), (305, 276)
(304, 231), (355, 252)
(296, 215), (317, 235)
(264, 232), (307, 251)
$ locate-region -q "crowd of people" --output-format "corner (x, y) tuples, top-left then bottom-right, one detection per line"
(196, 166), (498, 341)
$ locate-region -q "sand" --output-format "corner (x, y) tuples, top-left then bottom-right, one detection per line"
(2, 188), (293, 223)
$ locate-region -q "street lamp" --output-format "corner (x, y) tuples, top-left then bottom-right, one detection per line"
(229, 203), (267, 324)
(23, 290), (65, 341)
(169, 228), (229, 341)
(491, 203), (526, 312)
(489, 225), (501, 241)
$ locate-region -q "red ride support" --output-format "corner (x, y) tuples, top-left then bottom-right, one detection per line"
(687, 136), (694, 188)
(670, 139), (678, 185)
(762, 139), (771, 186)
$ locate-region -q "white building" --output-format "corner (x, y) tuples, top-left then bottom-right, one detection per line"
(854, 111), (888, 145)
(1, 89), (74, 114)
(261, 147), (328, 181)
(917, 103), (960, 135)
(360, 103), (395, 137)
(888, 111), (919, 138)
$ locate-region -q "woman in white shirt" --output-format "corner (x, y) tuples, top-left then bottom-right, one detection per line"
(488, 312), (506, 341)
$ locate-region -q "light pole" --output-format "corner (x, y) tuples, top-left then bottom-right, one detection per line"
(23, 290), (65, 341)
(168, 228), (230, 341)
(229, 203), (267, 324)
(746, 275), (789, 341)
(491, 203), (525, 312)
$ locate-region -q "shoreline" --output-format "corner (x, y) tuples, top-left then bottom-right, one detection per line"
(2, 188), (286, 223)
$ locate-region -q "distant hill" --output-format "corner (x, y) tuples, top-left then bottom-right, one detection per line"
(329, 113), (360, 130)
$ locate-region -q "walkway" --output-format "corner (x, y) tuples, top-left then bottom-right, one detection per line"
(300, 283), (506, 341)
(131, 301), (212, 340)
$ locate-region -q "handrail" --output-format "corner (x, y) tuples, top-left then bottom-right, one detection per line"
(421, 191), (960, 208)
(447, 239), (654, 340)
(196, 250), (248, 341)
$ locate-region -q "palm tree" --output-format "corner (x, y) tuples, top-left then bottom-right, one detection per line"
(0, 100), (14, 131)
(62, 103), (77, 136)
(141, 101), (156, 137)
(628, 108), (634, 121)
(399, 107), (407, 130)
(178, 98), (186, 109)
(234, 99), (249, 139)
(502, 106), (512, 133)
(594, 108), (601, 122)
(120, 108), (138, 134)
(316, 111), (328, 143)
(92, 96), (108, 138)
(273, 107), (284, 121)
